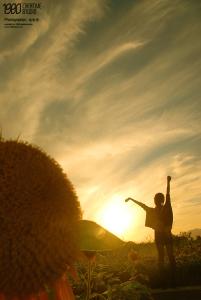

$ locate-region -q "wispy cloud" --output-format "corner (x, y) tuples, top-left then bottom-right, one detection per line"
(0, 0), (107, 138)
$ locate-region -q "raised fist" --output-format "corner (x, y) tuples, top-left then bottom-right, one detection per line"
(167, 176), (171, 182)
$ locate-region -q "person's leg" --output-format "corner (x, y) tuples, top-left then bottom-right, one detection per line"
(155, 232), (166, 287)
(155, 232), (165, 270)
(155, 241), (166, 287)
(166, 243), (176, 268)
(166, 235), (176, 286)
(156, 242), (165, 271)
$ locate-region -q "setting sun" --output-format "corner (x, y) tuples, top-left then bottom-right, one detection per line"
(97, 195), (135, 239)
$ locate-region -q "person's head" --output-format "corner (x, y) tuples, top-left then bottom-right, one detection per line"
(154, 193), (165, 207)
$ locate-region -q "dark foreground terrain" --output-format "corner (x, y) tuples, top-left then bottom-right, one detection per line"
(72, 226), (201, 300)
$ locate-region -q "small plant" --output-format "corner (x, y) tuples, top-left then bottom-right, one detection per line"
(106, 281), (153, 300)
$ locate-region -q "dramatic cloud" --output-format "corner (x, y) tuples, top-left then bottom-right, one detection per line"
(0, 0), (201, 241)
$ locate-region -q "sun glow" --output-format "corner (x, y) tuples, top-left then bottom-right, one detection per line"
(97, 195), (135, 239)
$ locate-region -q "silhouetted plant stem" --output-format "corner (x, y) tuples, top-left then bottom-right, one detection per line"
(86, 260), (92, 300)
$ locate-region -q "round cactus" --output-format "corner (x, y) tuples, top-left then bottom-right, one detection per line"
(0, 139), (81, 297)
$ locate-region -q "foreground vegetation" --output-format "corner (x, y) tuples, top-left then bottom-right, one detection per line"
(71, 233), (201, 300)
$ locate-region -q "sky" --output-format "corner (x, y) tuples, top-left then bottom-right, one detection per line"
(0, 0), (201, 242)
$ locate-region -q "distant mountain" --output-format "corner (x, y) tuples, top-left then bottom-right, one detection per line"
(78, 219), (125, 251)
(188, 228), (201, 238)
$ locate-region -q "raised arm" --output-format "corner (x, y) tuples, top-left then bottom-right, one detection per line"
(166, 175), (171, 195)
(164, 176), (173, 227)
(125, 197), (149, 211)
(165, 176), (171, 206)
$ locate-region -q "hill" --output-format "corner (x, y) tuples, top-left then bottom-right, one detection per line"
(188, 228), (201, 238)
(78, 219), (125, 251)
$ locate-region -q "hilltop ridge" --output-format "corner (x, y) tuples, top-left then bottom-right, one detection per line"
(79, 219), (124, 251)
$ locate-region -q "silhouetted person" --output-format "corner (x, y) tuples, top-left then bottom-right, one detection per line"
(125, 176), (176, 285)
